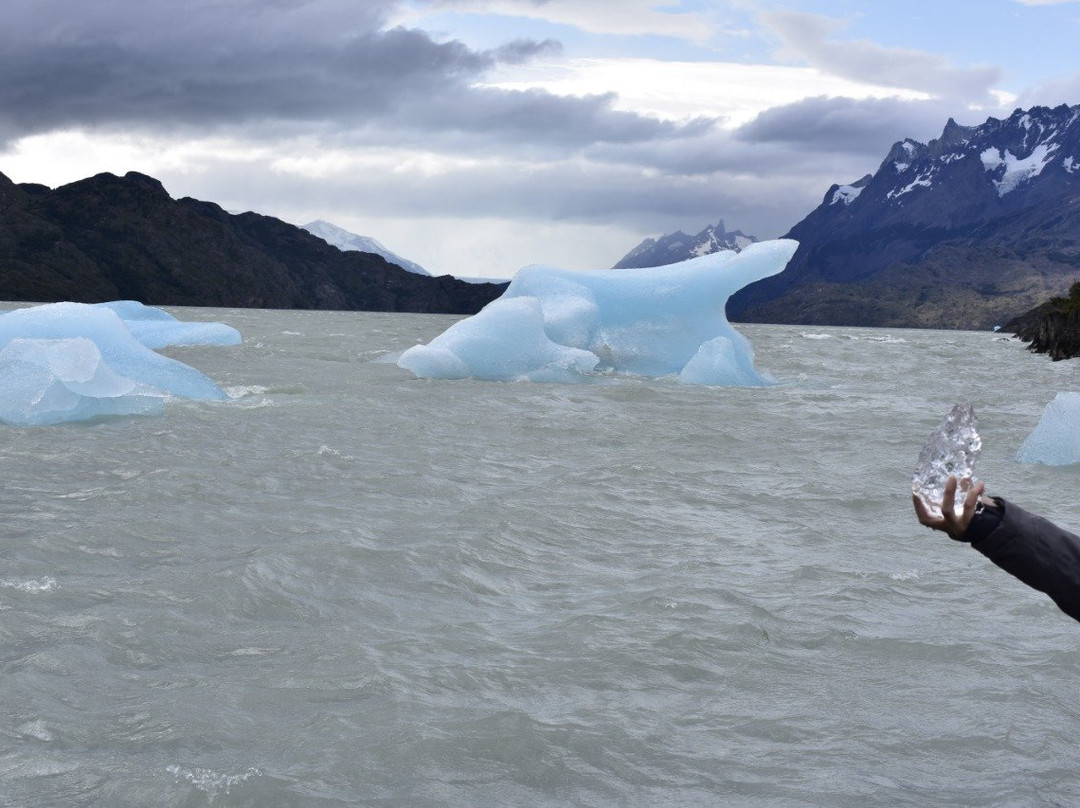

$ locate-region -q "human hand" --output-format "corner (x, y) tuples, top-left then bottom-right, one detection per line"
(912, 476), (985, 539)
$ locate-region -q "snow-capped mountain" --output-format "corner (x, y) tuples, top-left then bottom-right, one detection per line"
(302, 220), (431, 276)
(729, 104), (1080, 329)
(613, 219), (757, 269)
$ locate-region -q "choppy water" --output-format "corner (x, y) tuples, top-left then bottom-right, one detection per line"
(5, 307), (1080, 807)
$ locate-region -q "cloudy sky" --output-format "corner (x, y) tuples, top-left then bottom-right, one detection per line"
(3, 0), (1080, 278)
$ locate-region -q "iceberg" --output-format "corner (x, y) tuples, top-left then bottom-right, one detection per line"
(92, 301), (241, 350)
(0, 302), (237, 426)
(0, 337), (167, 425)
(1017, 392), (1080, 465)
(398, 239), (798, 385)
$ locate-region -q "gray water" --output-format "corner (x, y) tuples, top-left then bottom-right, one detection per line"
(4, 308), (1080, 807)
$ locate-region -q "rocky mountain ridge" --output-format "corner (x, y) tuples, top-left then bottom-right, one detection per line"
(726, 104), (1080, 329)
(0, 171), (505, 314)
(612, 219), (757, 269)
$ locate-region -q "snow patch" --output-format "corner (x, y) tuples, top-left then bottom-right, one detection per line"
(831, 184), (864, 206)
(887, 170), (934, 200)
(302, 220), (431, 276)
(981, 144), (1057, 196)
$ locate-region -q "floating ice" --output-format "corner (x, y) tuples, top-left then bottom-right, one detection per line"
(912, 404), (982, 518)
(0, 302), (236, 426)
(1017, 392), (1080, 466)
(93, 301), (241, 349)
(0, 337), (168, 425)
(398, 239), (798, 385)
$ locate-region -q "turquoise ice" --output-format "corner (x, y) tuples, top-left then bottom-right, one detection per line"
(0, 302), (238, 426)
(398, 239), (798, 385)
(1018, 392), (1080, 465)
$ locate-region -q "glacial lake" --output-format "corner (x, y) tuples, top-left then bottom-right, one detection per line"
(4, 306), (1080, 806)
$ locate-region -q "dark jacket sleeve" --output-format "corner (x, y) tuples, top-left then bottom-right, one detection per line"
(969, 498), (1080, 624)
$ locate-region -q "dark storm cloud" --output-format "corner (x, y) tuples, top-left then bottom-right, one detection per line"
(734, 96), (960, 156)
(394, 87), (715, 148)
(0, 0), (707, 150)
(176, 134), (839, 241)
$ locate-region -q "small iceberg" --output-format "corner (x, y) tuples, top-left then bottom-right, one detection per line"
(0, 301), (239, 426)
(1017, 392), (1080, 465)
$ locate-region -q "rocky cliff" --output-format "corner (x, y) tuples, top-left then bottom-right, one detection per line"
(1005, 281), (1080, 359)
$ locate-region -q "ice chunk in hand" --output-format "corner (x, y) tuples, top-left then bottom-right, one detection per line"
(912, 404), (982, 518)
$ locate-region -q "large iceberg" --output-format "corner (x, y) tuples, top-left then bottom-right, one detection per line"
(0, 301), (239, 426)
(1017, 392), (1080, 465)
(398, 239), (798, 385)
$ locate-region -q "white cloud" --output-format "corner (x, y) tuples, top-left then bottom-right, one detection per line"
(760, 11), (1001, 105)
(482, 57), (929, 128)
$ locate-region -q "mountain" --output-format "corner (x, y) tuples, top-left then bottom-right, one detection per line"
(0, 171), (505, 313)
(301, 219), (431, 276)
(728, 104), (1080, 329)
(613, 219), (757, 269)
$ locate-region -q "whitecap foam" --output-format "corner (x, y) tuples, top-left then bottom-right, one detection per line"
(166, 764), (262, 797)
(17, 719), (53, 741)
(1, 577), (58, 593)
(225, 385), (271, 399)
(889, 570), (921, 581)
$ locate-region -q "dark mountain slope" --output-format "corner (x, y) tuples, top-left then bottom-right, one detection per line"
(728, 105), (1080, 328)
(0, 171), (505, 313)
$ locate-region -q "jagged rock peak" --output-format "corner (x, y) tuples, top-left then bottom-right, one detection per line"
(731, 102), (1080, 330)
(940, 117), (976, 146)
(612, 218), (758, 269)
(881, 138), (924, 171)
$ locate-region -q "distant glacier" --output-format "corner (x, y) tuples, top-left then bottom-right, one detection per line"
(302, 220), (432, 276)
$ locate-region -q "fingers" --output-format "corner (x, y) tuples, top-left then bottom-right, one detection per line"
(960, 480), (984, 524)
(942, 476), (958, 513)
(914, 476), (983, 537)
(913, 492), (950, 535)
(912, 493), (937, 526)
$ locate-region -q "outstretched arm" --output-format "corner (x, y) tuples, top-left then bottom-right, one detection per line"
(913, 476), (1080, 624)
